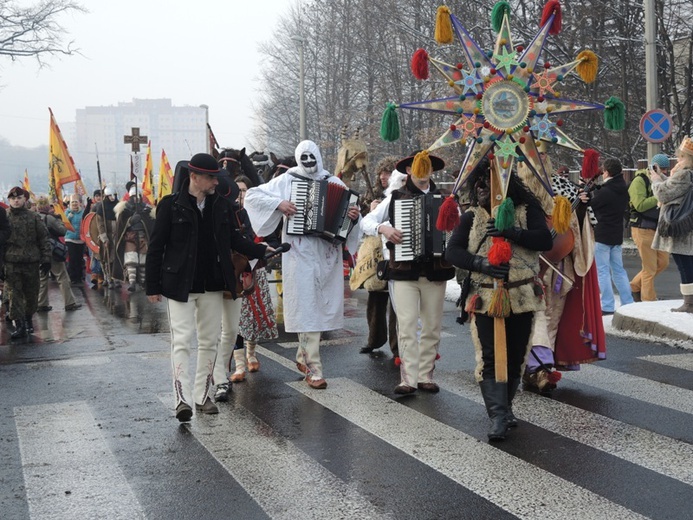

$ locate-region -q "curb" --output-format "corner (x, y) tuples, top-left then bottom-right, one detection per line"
(612, 309), (693, 344)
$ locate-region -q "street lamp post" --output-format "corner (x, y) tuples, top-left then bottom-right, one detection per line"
(292, 36), (307, 141)
(644, 0), (660, 157)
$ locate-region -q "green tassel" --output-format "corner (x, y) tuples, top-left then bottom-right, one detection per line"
(604, 96), (625, 131)
(494, 198), (515, 231)
(380, 103), (400, 142)
(491, 1), (511, 33)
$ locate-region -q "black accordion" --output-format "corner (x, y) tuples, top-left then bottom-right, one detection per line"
(392, 193), (448, 261)
(286, 177), (359, 244)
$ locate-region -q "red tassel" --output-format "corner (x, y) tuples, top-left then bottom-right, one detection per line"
(547, 370), (562, 384)
(581, 148), (600, 180)
(436, 195), (460, 231)
(394, 356), (401, 366)
(411, 48), (430, 80)
(435, 353), (441, 360)
(540, 0), (562, 35)
(488, 237), (512, 265)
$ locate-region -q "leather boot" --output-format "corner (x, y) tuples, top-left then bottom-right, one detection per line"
(672, 285), (693, 313)
(24, 315), (34, 334)
(506, 378), (521, 428)
(11, 319), (28, 340)
(479, 380), (509, 441)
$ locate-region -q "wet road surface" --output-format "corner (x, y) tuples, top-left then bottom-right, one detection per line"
(0, 256), (691, 520)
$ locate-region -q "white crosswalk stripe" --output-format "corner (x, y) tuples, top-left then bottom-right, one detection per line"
(436, 371), (693, 486)
(14, 401), (145, 520)
(562, 364), (693, 414)
(156, 394), (393, 520)
(638, 352), (693, 371)
(287, 377), (646, 520)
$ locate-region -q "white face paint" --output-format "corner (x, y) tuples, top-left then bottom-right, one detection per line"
(300, 152), (318, 174)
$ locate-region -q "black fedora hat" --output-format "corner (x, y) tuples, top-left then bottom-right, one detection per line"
(395, 150), (445, 174)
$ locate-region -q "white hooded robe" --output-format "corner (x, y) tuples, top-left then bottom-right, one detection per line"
(244, 140), (361, 333)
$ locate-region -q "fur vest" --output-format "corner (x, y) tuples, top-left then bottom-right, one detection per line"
(467, 205), (545, 315)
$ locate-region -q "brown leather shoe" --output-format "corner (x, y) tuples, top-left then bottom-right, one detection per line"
(247, 356), (260, 372)
(306, 377), (327, 389)
(195, 397), (219, 415)
(394, 384), (417, 395)
(417, 382), (440, 393)
(296, 362), (310, 375)
(230, 370), (246, 383)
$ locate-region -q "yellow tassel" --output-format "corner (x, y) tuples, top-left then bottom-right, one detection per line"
(488, 285), (511, 318)
(411, 150), (432, 179)
(552, 195), (571, 234)
(576, 50), (598, 84)
(435, 6), (454, 45)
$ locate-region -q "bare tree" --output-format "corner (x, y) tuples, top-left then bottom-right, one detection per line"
(0, 0), (86, 65)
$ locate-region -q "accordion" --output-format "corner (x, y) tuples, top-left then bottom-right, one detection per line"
(392, 193), (448, 261)
(286, 177), (359, 244)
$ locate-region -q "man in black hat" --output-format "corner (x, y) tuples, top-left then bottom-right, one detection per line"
(360, 150), (455, 395)
(146, 152), (271, 422)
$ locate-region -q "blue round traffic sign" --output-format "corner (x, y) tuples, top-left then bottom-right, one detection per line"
(639, 109), (673, 143)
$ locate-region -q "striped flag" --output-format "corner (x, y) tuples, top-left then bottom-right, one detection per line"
(22, 169), (33, 200)
(157, 148), (174, 203)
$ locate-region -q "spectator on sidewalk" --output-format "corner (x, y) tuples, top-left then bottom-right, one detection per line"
(628, 154), (670, 302)
(581, 158), (634, 314)
(651, 137), (693, 313)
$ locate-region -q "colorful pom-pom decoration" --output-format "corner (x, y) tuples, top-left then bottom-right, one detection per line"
(380, 103), (400, 142)
(411, 48), (430, 80)
(540, 0), (562, 35)
(435, 6), (454, 45)
(576, 50), (598, 84)
(436, 194), (461, 231)
(488, 236), (512, 265)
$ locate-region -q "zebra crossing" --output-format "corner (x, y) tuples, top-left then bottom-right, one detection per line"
(5, 339), (693, 519)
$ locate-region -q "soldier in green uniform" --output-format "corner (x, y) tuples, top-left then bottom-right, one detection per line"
(4, 187), (52, 340)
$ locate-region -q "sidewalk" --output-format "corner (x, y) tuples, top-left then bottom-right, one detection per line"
(610, 301), (693, 348)
(444, 281), (693, 351)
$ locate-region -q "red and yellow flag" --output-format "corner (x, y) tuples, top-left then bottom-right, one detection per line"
(48, 108), (80, 203)
(22, 169), (33, 200)
(52, 200), (75, 232)
(157, 148), (174, 203)
(141, 140), (154, 205)
(74, 178), (87, 198)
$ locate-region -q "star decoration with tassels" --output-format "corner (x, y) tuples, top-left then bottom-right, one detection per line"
(379, 0), (625, 236)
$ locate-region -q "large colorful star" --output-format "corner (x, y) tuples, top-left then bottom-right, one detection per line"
(391, 7), (605, 197)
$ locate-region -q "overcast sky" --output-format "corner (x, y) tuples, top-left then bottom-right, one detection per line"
(0, 0), (293, 150)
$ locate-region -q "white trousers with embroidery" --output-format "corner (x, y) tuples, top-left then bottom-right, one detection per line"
(168, 291), (223, 406)
(213, 296), (243, 385)
(297, 331), (323, 380)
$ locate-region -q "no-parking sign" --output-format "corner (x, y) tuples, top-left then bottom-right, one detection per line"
(639, 109), (673, 143)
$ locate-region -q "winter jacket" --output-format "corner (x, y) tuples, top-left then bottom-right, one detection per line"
(65, 208), (85, 242)
(628, 170), (659, 230)
(145, 180), (267, 302)
(5, 206), (51, 265)
(652, 167), (693, 255)
(589, 174), (629, 246)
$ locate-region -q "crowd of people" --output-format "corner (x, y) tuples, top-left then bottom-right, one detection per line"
(3, 134), (692, 442)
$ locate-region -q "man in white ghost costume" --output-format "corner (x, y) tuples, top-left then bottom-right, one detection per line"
(244, 140), (361, 389)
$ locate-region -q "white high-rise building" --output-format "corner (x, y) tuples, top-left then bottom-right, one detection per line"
(72, 99), (208, 196)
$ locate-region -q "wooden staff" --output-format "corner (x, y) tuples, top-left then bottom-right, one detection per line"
(490, 162), (508, 383)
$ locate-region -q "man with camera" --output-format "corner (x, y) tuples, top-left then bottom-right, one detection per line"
(628, 154), (671, 302)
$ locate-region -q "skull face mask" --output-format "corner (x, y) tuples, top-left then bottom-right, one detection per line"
(300, 152), (318, 174)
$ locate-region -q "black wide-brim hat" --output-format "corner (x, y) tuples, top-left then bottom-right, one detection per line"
(395, 150), (445, 174)
(172, 153), (229, 194)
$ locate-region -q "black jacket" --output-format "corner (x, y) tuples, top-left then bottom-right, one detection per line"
(589, 174), (628, 246)
(145, 181), (267, 302)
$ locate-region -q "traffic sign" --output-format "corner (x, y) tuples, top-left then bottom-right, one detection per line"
(639, 109), (673, 143)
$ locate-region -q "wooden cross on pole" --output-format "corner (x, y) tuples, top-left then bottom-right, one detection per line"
(123, 127), (148, 153)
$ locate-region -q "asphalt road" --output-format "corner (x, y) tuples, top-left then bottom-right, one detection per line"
(0, 254), (690, 520)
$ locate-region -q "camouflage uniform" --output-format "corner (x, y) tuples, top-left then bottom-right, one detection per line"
(4, 206), (51, 320)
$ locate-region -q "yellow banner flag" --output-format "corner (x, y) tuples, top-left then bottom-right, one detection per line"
(48, 108), (80, 203)
(74, 178), (87, 198)
(22, 169), (33, 200)
(52, 201), (75, 233)
(141, 140), (154, 206)
(157, 148), (174, 203)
